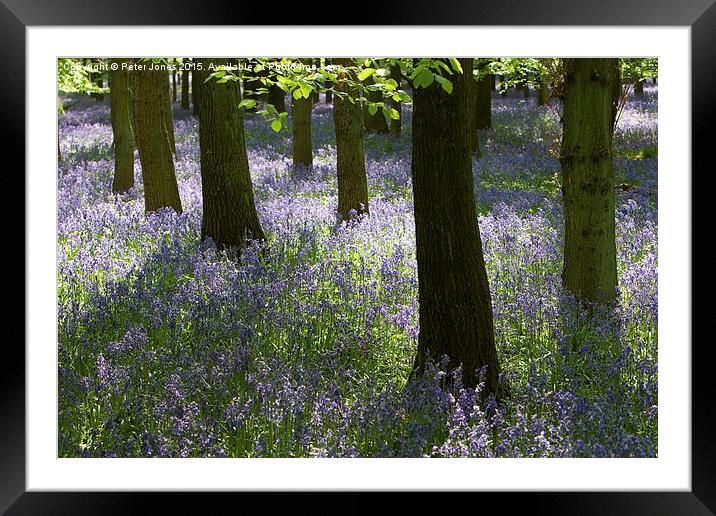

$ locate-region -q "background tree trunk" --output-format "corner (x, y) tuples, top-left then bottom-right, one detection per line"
(411, 57), (505, 400)
(467, 67), (481, 157)
(268, 83), (286, 113)
(334, 58), (369, 221)
(475, 66), (492, 129)
(109, 59), (135, 193)
(197, 58), (265, 251)
(133, 67), (182, 213)
(172, 69), (177, 103)
(363, 76), (389, 134)
(292, 92), (313, 172)
(181, 65), (190, 110)
(560, 58), (618, 305)
(634, 78), (644, 97)
(191, 59), (201, 116)
(538, 80), (549, 106)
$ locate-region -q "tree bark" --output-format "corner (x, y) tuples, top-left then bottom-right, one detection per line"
(475, 68), (492, 130)
(634, 78), (644, 97)
(389, 63), (402, 137)
(161, 71), (176, 155)
(268, 83), (286, 113)
(197, 58), (265, 251)
(538, 80), (549, 106)
(410, 58), (505, 400)
(172, 69), (177, 103)
(560, 58), (618, 305)
(334, 58), (369, 221)
(181, 64), (190, 110)
(363, 75), (389, 134)
(467, 67), (481, 157)
(132, 66), (182, 213)
(109, 59), (135, 194)
(292, 92), (313, 172)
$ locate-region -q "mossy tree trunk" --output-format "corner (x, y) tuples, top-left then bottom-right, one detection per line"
(172, 69), (177, 103)
(467, 66), (481, 157)
(333, 58), (369, 221)
(389, 63), (402, 137)
(109, 59), (135, 193)
(197, 58), (265, 251)
(363, 75), (389, 134)
(560, 58), (618, 305)
(410, 57), (505, 400)
(132, 66), (182, 213)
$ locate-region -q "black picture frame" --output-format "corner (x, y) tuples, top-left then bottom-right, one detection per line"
(5, 1), (713, 514)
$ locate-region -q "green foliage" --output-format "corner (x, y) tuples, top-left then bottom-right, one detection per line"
(57, 58), (108, 113)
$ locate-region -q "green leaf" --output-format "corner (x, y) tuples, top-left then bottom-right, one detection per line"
(368, 103), (378, 116)
(388, 108), (400, 120)
(271, 119), (282, 132)
(416, 69), (434, 88)
(434, 75), (453, 94)
(300, 82), (312, 99)
(448, 58), (463, 74)
(292, 88), (303, 100)
(357, 68), (376, 81)
(238, 99), (257, 110)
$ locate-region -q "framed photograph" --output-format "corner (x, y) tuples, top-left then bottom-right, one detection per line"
(6, 0), (713, 513)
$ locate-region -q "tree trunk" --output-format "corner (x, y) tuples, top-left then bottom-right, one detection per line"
(475, 69), (492, 130)
(410, 57), (505, 400)
(538, 80), (549, 106)
(196, 58), (265, 251)
(292, 93), (313, 172)
(109, 59), (135, 194)
(132, 66), (182, 213)
(363, 76), (389, 134)
(467, 68), (481, 157)
(610, 70), (622, 129)
(268, 83), (286, 113)
(325, 58), (334, 104)
(389, 63), (402, 137)
(334, 58), (369, 221)
(560, 58), (618, 305)
(172, 69), (177, 103)
(181, 65), (190, 110)
(490, 73), (496, 91)
(522, 81), (530, 99)
(161, 71), (176, 155)
(634, 78), (644, 97)
(191, 59), (201, 116)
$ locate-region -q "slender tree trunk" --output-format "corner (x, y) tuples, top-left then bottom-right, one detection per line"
(363, 76), (389, 134)
(560, 58), (618, 305)
(191, 59), (201, 116)
(197, 58), (264, 251)
(334, 58), (369, 221)
(268, 83), (286, 113)
(389, 63), (402, 137)
(109, 59), (135, 193)
(522, 81), (530, 99)
(292, 91), (313, 172)
(538, 80), (549, 106)
(490, 73), (496, 91)
(634, 78), (644, 97)
(172, 69), (177, 103)
(610, 68), (622, 133)
(161, 71), (176, 155)
(133, 66), (182, 213)
(410, 58), (505, 400)
(181, 65), (190, 110)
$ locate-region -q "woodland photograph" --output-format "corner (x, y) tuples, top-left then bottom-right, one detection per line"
(57, 57), (658, 458)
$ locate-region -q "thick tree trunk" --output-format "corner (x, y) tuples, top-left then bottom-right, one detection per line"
(389, 63), (402, 137)
(410, 58), (505, 400)
(161, 71), (176, 155)
(467, 69), (481, 157)
(133, 67), (182, 213)
(334, 58), (369, 221)
(109, 59), (135, 193)
(181, 66), (190, 110)
(560, 58), (618, 305)
(292, 93), (313, 172)
(197, 58), (265, 251)
(475, 70), (492, 130)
